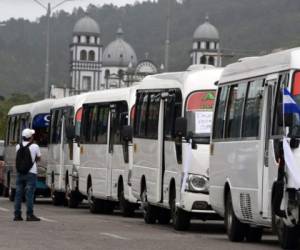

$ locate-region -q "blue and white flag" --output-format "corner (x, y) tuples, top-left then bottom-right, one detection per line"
(283, 88), (300, 115)
(282, 88), (300, 189)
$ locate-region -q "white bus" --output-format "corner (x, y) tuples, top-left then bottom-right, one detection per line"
(129, 66), (223, 230)
(47, 94), (87, 207)
(78, 87), (138, 216)
(4, 99), (54, 200)
(210, 48), (300, 249)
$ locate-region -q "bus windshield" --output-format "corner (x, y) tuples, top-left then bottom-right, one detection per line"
(32, 113), (50, 147)
(185, 90), (216, 143)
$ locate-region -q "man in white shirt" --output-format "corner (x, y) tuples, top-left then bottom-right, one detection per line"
(14, 128), (41, 221)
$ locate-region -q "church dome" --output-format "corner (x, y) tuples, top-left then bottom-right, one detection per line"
(73, 16), (100, 35)
(193, 17), (219, 41)
(103, 27), (138, 67)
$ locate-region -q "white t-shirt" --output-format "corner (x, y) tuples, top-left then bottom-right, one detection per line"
(16, 142), (41, 175)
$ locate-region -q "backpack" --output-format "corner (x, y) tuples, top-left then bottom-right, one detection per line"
(16, 143), (33, 175)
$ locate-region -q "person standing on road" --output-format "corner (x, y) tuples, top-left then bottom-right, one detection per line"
(14, 128), (41, 221)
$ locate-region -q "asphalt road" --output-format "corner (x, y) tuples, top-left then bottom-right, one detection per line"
(0, 197), (280, 250)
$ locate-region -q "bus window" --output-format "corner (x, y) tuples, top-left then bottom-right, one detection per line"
(147, 94), (160, 139)
(134, 93), (149, 138)
(75, 107), (82, 137)
(225, 83), (247, 139)
(112, 102), (128, 145)
(50, 109), (63, 144)
(213, 86), (229, 139)
(96, 105), (109, 144)
(186, 90), (215, 143)
(164, 90), (182, 140)
(63, 107), (74, 143)
(33, 113), (50, 147)
(242, 79), (264, 138)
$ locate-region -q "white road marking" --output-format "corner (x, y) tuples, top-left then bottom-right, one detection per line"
(39, 217), (57, 223)
(100, 232), (129, 240)
(0, 207), (9, 212)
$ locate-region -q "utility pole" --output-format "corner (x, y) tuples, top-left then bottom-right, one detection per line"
(164, 0), (171, 72)
(32, 0), (74, 99)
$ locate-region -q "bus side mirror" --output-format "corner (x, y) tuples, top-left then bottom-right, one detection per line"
(65, 125), (75, 141)
(122, 125), (133, 142)
(277, 103), (293, 127)
(175, 117), (187, 139)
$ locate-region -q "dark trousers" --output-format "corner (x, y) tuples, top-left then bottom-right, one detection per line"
(14, 173), (37, 217)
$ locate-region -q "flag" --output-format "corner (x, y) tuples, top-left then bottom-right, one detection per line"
(283, 88), (300, 115)
(283, 137), (300, 189)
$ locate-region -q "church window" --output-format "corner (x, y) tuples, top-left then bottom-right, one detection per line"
(105, 69), (110, 79)
(80, 50), (87, 61)
(77, 36), (81, 43)
(208, 56), (215, 65)
(83, 76), (92, 91)
(118, 69), (124, 79)
(200, 56), (206, 64)
(198, 42), (201, 49)
(89, 51), (95, 61)
(86, 36), (90, 44)
(206, 41), (210, 50)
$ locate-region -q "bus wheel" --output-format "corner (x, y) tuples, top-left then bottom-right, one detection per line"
(119, 186), (134, 217)
(274, 215), (298, 249)
(225, 192), (246, 242)
(51, 184), (65, 206)
(171, 197), (190, 231)
(245, 227), (263, 242)
(157, 208), (171, 225)
(65, 183), (80, 209)
(88, 187), (102, 214)
(141, 189), (156, 224)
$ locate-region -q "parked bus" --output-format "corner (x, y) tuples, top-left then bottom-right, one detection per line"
(128, 65), (223, 230)
(78, 87), (138, 216)
(210, 48), (300, 249)
(47, 94), (87, 207)
(4, 99), (54, 200)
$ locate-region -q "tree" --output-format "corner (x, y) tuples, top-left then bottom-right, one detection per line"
(0, 93), (34, 139)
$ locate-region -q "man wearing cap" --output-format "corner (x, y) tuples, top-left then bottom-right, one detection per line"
(14, 128), (41, 221)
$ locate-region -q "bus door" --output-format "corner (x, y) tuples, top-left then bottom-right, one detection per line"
(163, 90), (182, 204)
(133, 91), (163, 203)
(107, 102), (128, 197)
(260, 74), (278, 218)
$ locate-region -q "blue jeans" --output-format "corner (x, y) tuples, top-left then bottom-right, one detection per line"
(14, 173), (37, 217)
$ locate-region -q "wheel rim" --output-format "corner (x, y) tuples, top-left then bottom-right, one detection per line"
(226, 198), (233, 233)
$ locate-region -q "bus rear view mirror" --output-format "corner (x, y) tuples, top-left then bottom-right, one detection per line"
(122, 125), (133, 142)
(175, 117), (187, 138)
(65, 125), (75, 141)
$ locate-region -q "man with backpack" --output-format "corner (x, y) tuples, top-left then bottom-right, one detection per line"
(14, 128), (41, 221)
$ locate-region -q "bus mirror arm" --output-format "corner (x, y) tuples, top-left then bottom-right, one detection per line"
(66, 125), (75, 141)
(175, 117), (187, 139)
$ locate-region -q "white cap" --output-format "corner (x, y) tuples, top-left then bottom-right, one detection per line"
(22, 128), (35, 139)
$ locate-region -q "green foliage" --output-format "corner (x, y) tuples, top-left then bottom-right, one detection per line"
(0, 0), (300, 97)
(0, 94), (34, 139)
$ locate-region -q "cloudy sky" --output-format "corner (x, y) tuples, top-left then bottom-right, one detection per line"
(0, 0), (149, 22)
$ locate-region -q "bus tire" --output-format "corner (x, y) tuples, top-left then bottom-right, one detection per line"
(170, 191), (190, 231)
(274, 215), (298, 249)
(141, 189), (156, 224)
(67, 190), (80, 209)
(52, 191), (65, 206)
(245, 227), (263, 242)
(157, 208), (171, 225)
(225, 192), (246, 242)
(119, 187), (134, 217)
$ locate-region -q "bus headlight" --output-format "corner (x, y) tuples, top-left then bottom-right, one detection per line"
(185, 174), (209, 193)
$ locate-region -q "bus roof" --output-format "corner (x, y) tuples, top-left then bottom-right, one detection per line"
(219, 47), (300, 84)
(8, 99), (55, 117)
(83, 87), (133, 105)
(138, 67), (223, 96)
